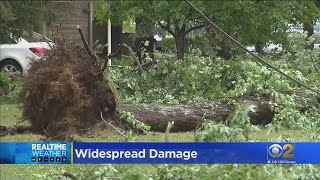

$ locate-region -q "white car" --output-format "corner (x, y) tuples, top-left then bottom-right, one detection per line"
(263, 43), (283, 54)
(0, 32), (53, 75)
(246, 43), (283, 55)
(246, 45), (258, 55)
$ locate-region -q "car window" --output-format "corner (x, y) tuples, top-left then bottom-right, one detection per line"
(1, 31), (52, 44)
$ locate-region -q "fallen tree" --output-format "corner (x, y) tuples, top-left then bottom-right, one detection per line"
(121, 96), (273, 132)
(2, 93), (317, 137)
(121, 94), (319, 132)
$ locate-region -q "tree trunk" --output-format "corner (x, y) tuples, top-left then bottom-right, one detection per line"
(255, 41), (264, 54)
(121, 94), (319, 132)
(217, 38), (232, 60)
(303, 22), (314, 38)
(175, 32), (185, 60)
(121, 96), (274, 132)
(135, 18), (143, 51)
(111, 25), (122, 58)
(303, 22), (315, 49)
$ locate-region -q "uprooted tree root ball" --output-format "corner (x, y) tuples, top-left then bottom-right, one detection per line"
(20, 36), (118, 140)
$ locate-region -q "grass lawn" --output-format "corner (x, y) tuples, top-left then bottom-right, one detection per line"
(0, 103), (319, 179)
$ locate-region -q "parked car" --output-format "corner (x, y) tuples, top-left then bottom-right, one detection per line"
(0, 32), (53, 75)
(246, 45), (258, 55)
(263, 43), (283, 54)
(246, 22), (320, 55)
(245, 43), (282, 55)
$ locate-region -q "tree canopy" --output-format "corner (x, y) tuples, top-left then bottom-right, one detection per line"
(95, 0), (320, 59)
(96, 0), (204, 59)
(0, 0), (56, 44)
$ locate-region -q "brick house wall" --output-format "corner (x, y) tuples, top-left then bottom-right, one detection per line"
(37, 1), (91, 46)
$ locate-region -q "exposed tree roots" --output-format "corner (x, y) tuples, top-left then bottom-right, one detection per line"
(20, 35), (118, 141)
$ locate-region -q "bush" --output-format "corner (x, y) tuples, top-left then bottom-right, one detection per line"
(160, 37), (194, 53)
(0, 73), (23, 104)
(0, 73), (10, 95)
(160, 38), (176, 52)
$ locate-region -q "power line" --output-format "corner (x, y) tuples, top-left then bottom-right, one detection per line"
(184, 0), (319, 95)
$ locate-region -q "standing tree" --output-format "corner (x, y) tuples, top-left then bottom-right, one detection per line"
(200, 0), (320, 55)
(199, 0), (293, 57)
(290, 0), (320, 49)
(95, 0), (205, 60)
(154, 1), (205, 60)
(95, 0), (319, 60)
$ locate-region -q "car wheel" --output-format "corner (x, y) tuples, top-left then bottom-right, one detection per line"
(0, 59), (22, 76)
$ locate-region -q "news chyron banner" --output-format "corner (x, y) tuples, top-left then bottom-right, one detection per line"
(1, 142), (320, 164)
(0, 142), (71, 164)
(73, 142), (320, 164)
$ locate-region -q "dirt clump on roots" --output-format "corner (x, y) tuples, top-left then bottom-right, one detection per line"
(20, 36), (118, 141)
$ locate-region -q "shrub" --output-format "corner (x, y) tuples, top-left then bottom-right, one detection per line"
(160, 38), (176, 52)
(0, 73), (10, 95)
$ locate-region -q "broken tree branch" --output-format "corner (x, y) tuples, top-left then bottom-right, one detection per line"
(107, 44), (122, 59)
(59, 21), (63, 36)
(101, 44), (122, 72)
(120, 43), (144, 73)
(62, 172), (78, 180)
(165, 121), (174, 142)
(42, 35), (53, 49)
(76, 25), (100, 65)
(185, 24), (205, 35)
(141, 61), (157, 68)
(158, 21), (175, 37)
(100, 112), (127, 137)
(102, 43), (144, 74)
(56, 23), (59, 35)
(131, 61), (157, 72)
(101, 59), (108, 72)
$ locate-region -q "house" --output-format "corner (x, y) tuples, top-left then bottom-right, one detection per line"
(36, 1), (129, 56)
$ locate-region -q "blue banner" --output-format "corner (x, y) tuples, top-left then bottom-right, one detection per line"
(0, 142), (71, 164)
(73, 142), (320, 164)
(1, 142), (319, 164)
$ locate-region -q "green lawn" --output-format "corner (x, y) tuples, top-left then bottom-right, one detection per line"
(0, 103), (319, 179)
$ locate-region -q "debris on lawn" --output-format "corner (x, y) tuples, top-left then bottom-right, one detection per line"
(0, 124), (30, 137)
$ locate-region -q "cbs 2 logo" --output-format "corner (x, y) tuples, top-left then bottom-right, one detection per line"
(268, 144), (294, 158)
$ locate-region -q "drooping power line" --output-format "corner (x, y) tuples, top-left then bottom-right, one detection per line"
(185, 0), (319, 95)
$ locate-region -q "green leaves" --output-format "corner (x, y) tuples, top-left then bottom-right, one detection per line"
(120, 111), (151, 134)
(201, 103), (260, 142)
(0, 73), (11, 95)
(108, 52), (229, 104)
(0, 1), (57, 43)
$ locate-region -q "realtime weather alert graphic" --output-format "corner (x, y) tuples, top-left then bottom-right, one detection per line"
(0, 142), (71, 164)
